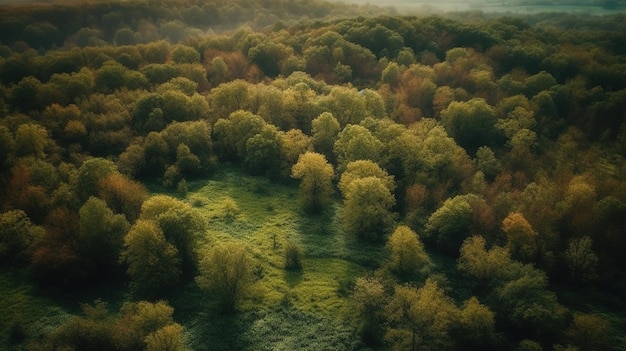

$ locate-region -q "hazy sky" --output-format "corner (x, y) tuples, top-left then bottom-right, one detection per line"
(330, 0), (626, 15)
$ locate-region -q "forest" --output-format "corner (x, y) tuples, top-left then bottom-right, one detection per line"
(1, 0), (625, 350)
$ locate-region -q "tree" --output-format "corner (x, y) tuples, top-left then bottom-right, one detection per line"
(291, 152), (335, 213)
(75, 158), (117, 202)
(475, 146), (502, 181)
(440, 98), (501, 155)
(140, 195), (205, 274)
(452, 297), (496, 349)
(284, 241), (304, 271)
(424, 195), (474, 254)
(196, 242), (256, 313)
(311, 112), (340, 161)
(564, 236), (599, 283)
(79, 197), (130, 273)
(0, 210), (44, 264)
(120, 220), (181, 298)
(502, 212), (538, 263)
(496, 266), (566, 337)
(144, 324), (185, 351)
(565, 313), (612, 351)
(0, 125), (14, 169)
(386, 225), (429, 278)
(244, 124), (282, 178)
(98, 172), (148, 223)
(14, 123), (49, 159)
(333, 124), (383, 172)
(212, 110), (265, 161)
(338, 160), (395, 197)
(385, 279), (457, 351)
(278, 128), (312, 179)
(342, 176), (396, 242)
(114, 300), (183, 351)
(353, 276), (387, 345)
(457, 236), (511, 287)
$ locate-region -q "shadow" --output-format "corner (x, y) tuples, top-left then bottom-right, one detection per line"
(283, 269), (303, 288)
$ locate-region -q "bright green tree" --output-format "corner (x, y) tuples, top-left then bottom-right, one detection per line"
(338, 160), (395, 197)
(424, 195), (474, 254)
(386, 225), (429, 278)
(342, 176), (396, 242)
(140, 195), (205, 274)
(212, 110), (265, 161)
(291, 152), (335, 213)
(333, 124), (383, 172)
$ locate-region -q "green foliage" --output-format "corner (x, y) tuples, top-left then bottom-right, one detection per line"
(140, 195), (205, 273)
(75, 158), (118, 202)
(342, 176), (396, 242)
(338, 159), (395, 197)
(384, 279), (458, 351)
(453, 297), (496, 348)
(1, 3), (626, 350)
(311, 112), (340, 161)
(284, 241), (304, 271)
(0, 210), (44, 264)
(79, 197), (130, 272)
(213, 110), (265, 161)
(244, 124), (282, 177)
(424, 195), (474, 254)
(120, 220), (181, 298)
(333, 124), (383, 172)
(196, 242), (256, 313)
(386, 225), (429, 278)
(564, 236), (599, 283)
(440, 98), (501, 155)
(353, 276), (387, 345)
(291, 152), (334, 213)
(14, 123), (49, 159)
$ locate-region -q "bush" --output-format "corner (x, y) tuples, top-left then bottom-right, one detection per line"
(284, 241), (304, 271)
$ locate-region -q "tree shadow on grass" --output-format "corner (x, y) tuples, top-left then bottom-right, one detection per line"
(169, 283), (255, 351)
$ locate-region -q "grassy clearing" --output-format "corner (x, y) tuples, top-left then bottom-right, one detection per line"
(174, 167), (380, 349)
(0, 167), (378, 350)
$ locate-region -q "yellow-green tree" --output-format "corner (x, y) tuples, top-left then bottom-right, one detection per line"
(291, 152), (335, 213)
(343, 176), (396, 242)
(120, 220), (181, 298)
(353, 276), (387, 345)
(386, 225), (429, 278)
(196, 242), (256, 313)
(385, 279), (458, 351)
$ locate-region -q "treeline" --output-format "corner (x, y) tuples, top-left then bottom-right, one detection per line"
(0, 0), (390, 51)
(1, 0), (626, 350)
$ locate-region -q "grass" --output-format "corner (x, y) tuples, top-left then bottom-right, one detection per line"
(0, 268), (73, 349)
(0, 166), (381, 350)
(170, 166), (383, 350)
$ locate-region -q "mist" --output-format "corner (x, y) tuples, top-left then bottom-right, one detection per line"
(331, 0), (626, 15)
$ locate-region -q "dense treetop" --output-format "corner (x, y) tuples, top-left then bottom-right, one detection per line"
(1, 0), (626, 350)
